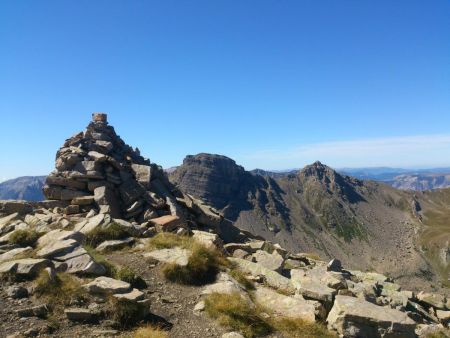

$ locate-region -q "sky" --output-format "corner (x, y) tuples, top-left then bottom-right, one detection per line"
(1, 0), (449, 181)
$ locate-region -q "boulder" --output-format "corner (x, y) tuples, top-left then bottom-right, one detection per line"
(202, 273), (253, 305)
(0, 201), (33, 215)
(0, 258), (53, 277)
(327, 295), (416, 338)
(417, 291), (447, 310)
(253, 286), (317, 321)
(327, 259), (342, 272)
(0, 213), (20, 231)
(36, 239), (79, 258)
(16, 304), (48, 318)
(252, 250), (284, 272)
(37, 229), (85, 247)
(144, 247), (191, 266)
(228, 258), (294, 292)
(83, 277), (131, 294)
(150, 215), (184, 232)
(113, 288), (145, 301)
(96, 237), (135, 252)
(192, 230), (222, 249)
(65, 308), (97, 322)
(0, 247), (33, 263)
(74, 213), (105, 234)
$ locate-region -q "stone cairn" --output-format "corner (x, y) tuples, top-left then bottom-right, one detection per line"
(43, 113), (183, 223)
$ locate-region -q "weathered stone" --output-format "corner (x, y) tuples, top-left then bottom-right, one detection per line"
(192, 230), (222, 249)
(131, 164), (151, 189)
(0, 258), (53, 276)
(64, 253), (106, 275)
(436, 310), (450, 324)
(202, 273), (253, 306)
(74, 213), (105, 234)
(327, 258), (342, 272)
(93, 186), (121, 218)
(65, 204), (80, 215)
(253, 286), (317, 321)
(0, 201), (33, 215)
(88, 151), (108, 162)
(150, 215), (184, 232)
(0, 213), (20, 230)
(417, 291), (447, 310)
(327, 295), (416, 338)
(96, 238), (135, 252)
(65, 308), (97, 322)
(83, 277), (131, 294)
(112, 288), (145, 301)
(228, 258), (294, 292)
(144, 247), (191, 266)
(36, 239), (79, 258)
(46, 176), (86, 190)
(119, 179), (146, 206)
(0, 247), (33, 263)
(6, 285), (28, 299)
(71, 196), (95, 206)
(16, 304), (48, 318)
(252, 250), (284, 272)
(37, 229), (84, 247)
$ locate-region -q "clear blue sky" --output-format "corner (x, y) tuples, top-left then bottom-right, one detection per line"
(1, 0), (449, 180)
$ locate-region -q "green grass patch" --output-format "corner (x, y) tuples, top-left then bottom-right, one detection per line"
(85, 222), (130, 247)
(162, 243), (229, 286)
(115, 267), (147, 289)
(8, 229), (41, 247)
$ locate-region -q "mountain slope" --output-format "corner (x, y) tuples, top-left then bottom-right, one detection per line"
(170, 154), (447, 293)
(0, 176), (46, 201)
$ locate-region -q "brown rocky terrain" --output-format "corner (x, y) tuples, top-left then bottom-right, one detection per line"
(170, 154), (450, 294)
(0, 114), (449, 338)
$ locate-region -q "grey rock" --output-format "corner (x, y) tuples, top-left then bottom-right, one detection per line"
(96, 237), (135, 252)
(144, 247), (191, 266)
(65, 308), (97, 322)
(83, 277), (131, 294)
(6, 285), (28, 299)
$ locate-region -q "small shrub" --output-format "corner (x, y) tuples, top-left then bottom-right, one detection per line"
(116, 267), (147, 289)
(204, 292), (272, 338)
(147, 233), (194, 250)
(85, 223), (130, 247)
(271, 317), (337, 338)
(133, 325), (168, 338)
(84, 245), (117, 277)
(9, 229), (40, 247)
(34, 271), (88, 306)
(108, 297), (147, 328)
(229, 268), (255, 291)
(163, 243), (228, 285)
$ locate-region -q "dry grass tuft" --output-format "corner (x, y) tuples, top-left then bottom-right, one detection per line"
(116, 267), (147, 289)
(147, 233), (194, 250)
(108, 297), (147, 328)
(162, 243), (229, 285)
(229, 268), (255, 291)
(85, 222), (130, 247)
(9, 229), (40, 247)
(132, 325), (169, 338)
(204, 292), (272, 338)
(34, 271), (88, 306)
(271, 317), (337, 338)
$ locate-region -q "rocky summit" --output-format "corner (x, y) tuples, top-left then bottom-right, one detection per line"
(0, 114), (449, 338)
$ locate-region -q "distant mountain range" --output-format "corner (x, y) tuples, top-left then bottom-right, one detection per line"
(0, 176), (46, 201)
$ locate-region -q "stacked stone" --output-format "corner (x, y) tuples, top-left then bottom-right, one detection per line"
(43, 113), (180, 222)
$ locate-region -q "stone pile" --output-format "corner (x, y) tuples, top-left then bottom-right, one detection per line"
(43, 113), (181, 223)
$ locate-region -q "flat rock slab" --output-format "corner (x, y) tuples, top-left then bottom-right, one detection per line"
(0, 258), (53, 276)
(202, 273), (254, 306)
(0, 213), (19, 230)
(192, 230), (221, 249)
(74, 214), (105, 234)
(327, 295), (416, 338)
(253, 286), (316, 322)
(228, 258), (294, 292)
(65, 308), (97, 322)
(149, 215), (184, 232)
(291, 269), (336, 305)
(252, 250), (284, 272)
(113, 288), (145, 301)
(144, 247), (191, 266)
(64, 253), (106, 275)
(83, 276), (131, 294)
(0, 246), (33, 263)
(37, 229), (85, 247)
(96, 237), (135, 252)
(36, 239), (79, 258)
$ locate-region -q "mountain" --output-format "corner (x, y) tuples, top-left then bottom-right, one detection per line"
(171, 154), (450, 293)
(0, 176), (46, 201)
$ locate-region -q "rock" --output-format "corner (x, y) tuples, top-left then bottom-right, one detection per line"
(83, 276), (131, 294)
(93, 186), (121, 218)
(96, 237), (135, 252)
(0, 258), (53, 277)
(71, 196), (95, 206)
(36, 239), (79, 258)
(253, 286), (317, 321)
(65, 308), (97, 322)
(74, 213), (105, 234)
(228, 257), (294, 292)
(16, 304), (48, 318)
(436, 310), (450, 324)
(0, 201), (33, 214)
(0, 213), (20, 231)
(144, 247), (191, 266)
(222, 333), (245, 338)
(37, 229), (84, 247)
(252, 250), (284, 272)
(415, 324), (447, 337)
(150, 215), (184, 232)
(112, 288), (145, 301)
(202, 273), (253, 305)
(131, 164), (152, 189)
(417, 291), (447, 310)
(327, 258), (342, 272)
(327, 295), (416, 338)
(192, 230), (222, 249)
(6, 285), (28, 299)
(194, 301), (205, 313)
(232, 249), (250, 259)
(64, 253), (106, 275)
(0, 247), (33, 263)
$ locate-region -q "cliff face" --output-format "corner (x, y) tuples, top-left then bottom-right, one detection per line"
(170, 154), (445, 292)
